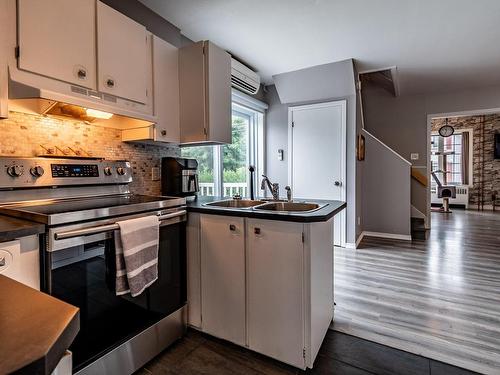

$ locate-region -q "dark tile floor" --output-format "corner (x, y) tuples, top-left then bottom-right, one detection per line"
(136, 329), (479, 375)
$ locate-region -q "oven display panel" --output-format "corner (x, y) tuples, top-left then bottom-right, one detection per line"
(51, 164), (99, 178)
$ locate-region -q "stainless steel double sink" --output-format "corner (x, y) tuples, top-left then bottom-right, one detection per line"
(204, 199), (325, 212)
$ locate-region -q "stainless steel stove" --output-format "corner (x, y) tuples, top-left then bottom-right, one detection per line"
(0, 157), (187, 375)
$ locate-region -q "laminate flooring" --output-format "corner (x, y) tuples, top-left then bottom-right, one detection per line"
(137, 329), (477, 375)
(333, 209), (500, 375)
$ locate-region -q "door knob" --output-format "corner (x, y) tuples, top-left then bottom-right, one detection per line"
(334, 181), (342, 186)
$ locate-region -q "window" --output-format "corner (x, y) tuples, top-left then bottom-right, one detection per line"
(181, 96), (265, 197)
(430, 133), (464, 186)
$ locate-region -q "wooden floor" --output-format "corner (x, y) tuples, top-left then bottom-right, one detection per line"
(334, 209), (500, 375)
(138, 328), (476, 374)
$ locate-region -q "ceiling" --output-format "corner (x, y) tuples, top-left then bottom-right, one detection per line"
(139, 0), (500, 95)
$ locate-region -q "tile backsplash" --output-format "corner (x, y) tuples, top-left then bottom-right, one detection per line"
(0, 111), (180, 195)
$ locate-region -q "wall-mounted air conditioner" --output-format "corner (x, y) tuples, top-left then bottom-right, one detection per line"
(231, 58), (260, 95)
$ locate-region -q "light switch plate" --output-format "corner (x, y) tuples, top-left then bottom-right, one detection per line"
(151, 167), (160, 181)
(410, 153), (419, 160)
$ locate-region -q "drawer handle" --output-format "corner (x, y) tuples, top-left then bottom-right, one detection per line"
(229, 224), (236, 231)
(254, 227), (261, 235)
(0, 257), (5, 267)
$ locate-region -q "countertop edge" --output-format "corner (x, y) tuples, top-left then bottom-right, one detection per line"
(0, 215), (45, 243)
(0, 275), (80, 375)
(186, 198), (347, 223)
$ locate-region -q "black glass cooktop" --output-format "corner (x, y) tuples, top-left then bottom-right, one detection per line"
(0, 195), (185, 225)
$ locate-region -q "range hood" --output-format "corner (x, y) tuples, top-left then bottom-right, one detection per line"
(7, 68), (156, 130)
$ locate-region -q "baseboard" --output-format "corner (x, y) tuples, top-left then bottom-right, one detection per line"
(361, 231), (412, 241)
(344, 233), (365, 249)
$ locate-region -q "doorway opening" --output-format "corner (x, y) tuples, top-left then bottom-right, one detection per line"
(426, 111), (500, 224)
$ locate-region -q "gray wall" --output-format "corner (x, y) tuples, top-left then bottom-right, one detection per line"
(362, 131), (411, 236)
(362, 81), (500, 217)
(273, 59), (356, 103)
(265, 59), (361, 245)
(265, 85), (289, 189)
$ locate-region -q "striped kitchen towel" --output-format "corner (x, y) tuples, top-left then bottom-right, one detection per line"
(114, 215), (160, 297)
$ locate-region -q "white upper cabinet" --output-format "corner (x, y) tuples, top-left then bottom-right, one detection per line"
(97, 1), (149, 104)
(152, 36), (180, 142)
(179, 41), (231, 145)
(17, 0), (97, 89)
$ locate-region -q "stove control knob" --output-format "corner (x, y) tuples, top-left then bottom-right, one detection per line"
(116, 167), (126, 176)
(7, 165), (24, 177)
(104, 167), (112, 176)
(30, 166), (45, 178)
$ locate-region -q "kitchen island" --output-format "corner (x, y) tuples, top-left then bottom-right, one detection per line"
(0, 275), (79, 375)
(185, 196), (346, 369)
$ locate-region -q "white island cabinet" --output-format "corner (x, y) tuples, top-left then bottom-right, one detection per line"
(200, 215), (246, 346)
(187, 212), (334, 369)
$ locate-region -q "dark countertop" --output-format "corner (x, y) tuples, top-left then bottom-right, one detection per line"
(0, 215), (45, 243)
(0, 275), (79, 375)
(186, 196), (346, 223)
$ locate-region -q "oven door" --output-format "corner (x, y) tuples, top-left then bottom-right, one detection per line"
(43, 208), (187, 372)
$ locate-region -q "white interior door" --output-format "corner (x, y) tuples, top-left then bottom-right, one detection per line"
(289, 101), (346, 247)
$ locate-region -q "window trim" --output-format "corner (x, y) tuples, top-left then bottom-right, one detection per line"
(182, 90), (267, 198)
(430, 128), (473, 187)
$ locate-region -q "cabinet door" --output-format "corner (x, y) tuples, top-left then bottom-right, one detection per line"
(206, 41), (232, 144)
(152, 36), (180, 142)
(179, 41), (206, 143)
(200, 215), (245, 345)
(247, 219), (305, 368)
(17, 0), (96, 89)
(97, 1), (148, 103)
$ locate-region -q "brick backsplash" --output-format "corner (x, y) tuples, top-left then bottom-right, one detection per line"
(0, 111), (180, 195)
(432, 115), (500, 206)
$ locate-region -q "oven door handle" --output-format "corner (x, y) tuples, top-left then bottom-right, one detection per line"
(54, 210), (187, 241)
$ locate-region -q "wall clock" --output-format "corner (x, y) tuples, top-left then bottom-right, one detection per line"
(438, 120), (454, 137)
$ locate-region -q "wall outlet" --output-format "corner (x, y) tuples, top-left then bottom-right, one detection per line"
(151, 167), (160, 181)
(410, 153), (419, 160)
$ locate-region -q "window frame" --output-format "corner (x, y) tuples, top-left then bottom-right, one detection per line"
(182, 89), (267, 197)
(430, 128), (473, 187)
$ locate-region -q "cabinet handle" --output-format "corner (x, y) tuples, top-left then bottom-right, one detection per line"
(106, 78), (115, 88)
(160, 130), (167, 136)
(229, 224), (236, 231)
(77, 69), (87, 79)
(254, 227), (261, 235)
(0, 257), (5, 267)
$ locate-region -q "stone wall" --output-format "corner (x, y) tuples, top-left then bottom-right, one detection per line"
(0, 111), (180, 195)
(431, 114), (500, 206)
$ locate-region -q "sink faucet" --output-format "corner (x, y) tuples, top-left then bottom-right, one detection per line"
(261, 175), (280, 200)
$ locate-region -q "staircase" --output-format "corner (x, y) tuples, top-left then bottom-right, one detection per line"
(411, 217), (429, 240)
